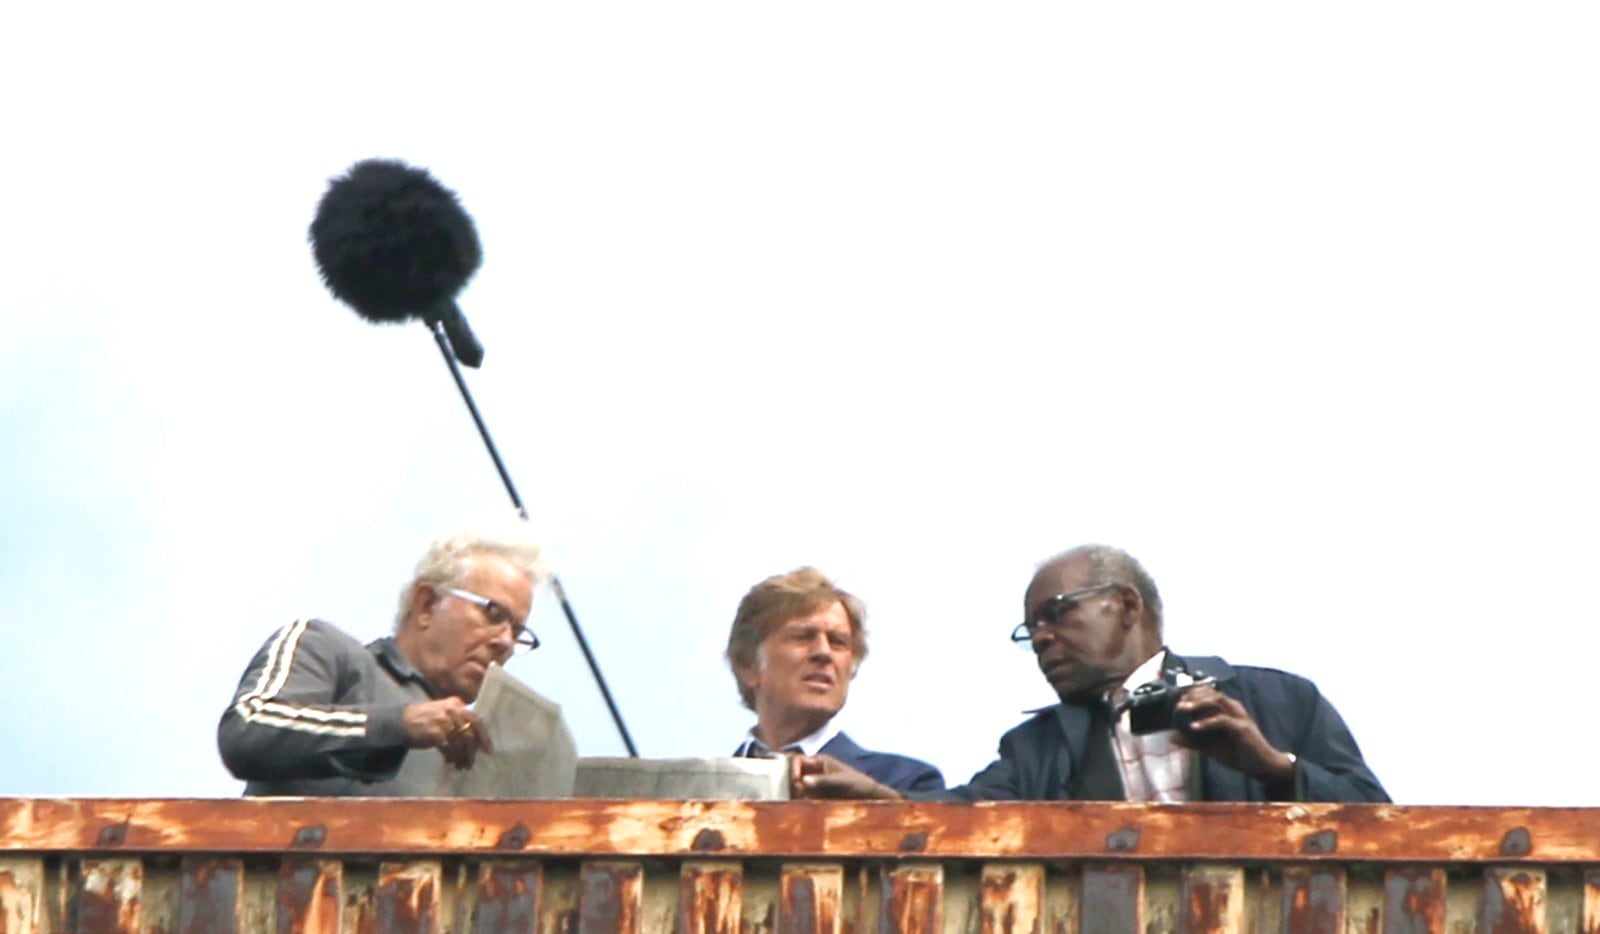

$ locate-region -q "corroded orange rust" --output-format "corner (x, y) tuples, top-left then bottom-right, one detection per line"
(1382, 867), (1446, 934)
(577, 861), (642, 934)
(0, 863), (43, 934)
(979, 864), (1042, 934)
(176, 857), (243, 934)
(780, 865), (841, 934)
(881, 865), (941, 934)
(475, 861), (541, 932)
(375, 861), (440, 933)
(677, 863), (741, 934)
(1182, 866), (1244, 933)
(278, 859), (342, 934)
(1479, 868), (1546, 934)
(74, 859), (143, 934)
(1282, 866), (1344, 934)
(6, 800), (1600, 862)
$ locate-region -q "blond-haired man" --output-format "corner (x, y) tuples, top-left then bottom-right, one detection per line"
(726, 567), (943, 793)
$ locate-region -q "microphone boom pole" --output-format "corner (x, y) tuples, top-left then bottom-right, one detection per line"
(427, 320), (640, 758)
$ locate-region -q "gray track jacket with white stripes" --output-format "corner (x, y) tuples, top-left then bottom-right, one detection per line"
(218, 618), (448, 795)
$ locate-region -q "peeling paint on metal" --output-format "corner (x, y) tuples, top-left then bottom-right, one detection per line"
(1282, 866), (1344, 933)
(677, 863), (740, 934)
(1382, 867), (1446, 934)
(577, 861), (642, 934)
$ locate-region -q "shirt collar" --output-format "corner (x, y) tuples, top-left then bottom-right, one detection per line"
(739, 719), (841, 757)
(1117, 649), (1171, 695)
(369, 636), (442, 698)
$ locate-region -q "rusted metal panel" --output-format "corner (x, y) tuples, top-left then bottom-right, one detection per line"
(978, 863), (1042, 934)
(1584, 870), (1600, 934)
(1478, 868), (1546, 934)
(1180, 865), (1243, 933)
(0, 859), (44, 934)
(278, 858), (343, 934)
(877, 863), (941, 934)
(375, 860), (441, 934)
(67, 858), (142, 934)
(676, 861), (741, 934)
(1381, 867), (1445, 934)
(472, 859), (541, 933)
(176, 856), (244, 934)
(1080, 863), (1142, 934)
(578, 860), (643, 934)
(1280, 865), (1344, 933)
(780, 864), (842, 934)
(7, 800), (1600, 863)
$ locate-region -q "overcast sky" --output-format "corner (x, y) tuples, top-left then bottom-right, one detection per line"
(2, 2), (1596, 806)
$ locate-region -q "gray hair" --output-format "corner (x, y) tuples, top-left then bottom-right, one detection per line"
(1043, 544), (1164, 632)
(394, 528), (546, 633)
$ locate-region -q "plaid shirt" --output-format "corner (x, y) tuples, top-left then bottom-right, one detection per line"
(1106, 651), (1196, 803)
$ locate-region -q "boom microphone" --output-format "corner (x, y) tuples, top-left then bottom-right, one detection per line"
(304, 158), (641, 757)
(309, 158), (486, 367)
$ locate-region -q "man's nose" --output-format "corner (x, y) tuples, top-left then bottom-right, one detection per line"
(808, 633), (834, 657)
(1029, 625), (1057, 651)
(488, 625), (516, 658)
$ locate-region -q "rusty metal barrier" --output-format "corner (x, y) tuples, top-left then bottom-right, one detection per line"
(1, 798), (1597, 931)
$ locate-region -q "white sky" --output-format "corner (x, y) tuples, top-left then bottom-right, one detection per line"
(2, 3), (1596, 806)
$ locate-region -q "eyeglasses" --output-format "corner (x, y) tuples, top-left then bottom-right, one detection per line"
(1009, 582), (1125, 646)
(442, 587), (540, 653)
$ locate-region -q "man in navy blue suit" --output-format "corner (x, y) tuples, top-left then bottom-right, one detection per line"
(726, 567), (944, 793)
(793, 545), (1386, 803)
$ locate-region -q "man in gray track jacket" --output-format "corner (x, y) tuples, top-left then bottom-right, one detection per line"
(217, 529), (544, 795)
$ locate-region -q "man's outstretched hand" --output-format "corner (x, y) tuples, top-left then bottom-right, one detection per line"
(789, 754), (904, 799)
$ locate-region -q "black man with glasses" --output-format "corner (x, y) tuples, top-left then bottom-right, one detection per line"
(218, 530), (545, 795)
(794, 544), (1387, 803)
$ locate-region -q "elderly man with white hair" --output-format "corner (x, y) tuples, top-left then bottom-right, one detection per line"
(218, 529), (544, 795)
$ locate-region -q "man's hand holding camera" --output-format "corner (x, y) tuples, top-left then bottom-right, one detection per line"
(1173, 685), (1295, 785)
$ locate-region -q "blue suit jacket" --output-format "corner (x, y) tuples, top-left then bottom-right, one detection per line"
(923, 653), (1387, 803)
(821, 732), (946, 794)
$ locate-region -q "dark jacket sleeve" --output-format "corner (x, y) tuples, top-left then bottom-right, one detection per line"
(914, 721), (1039, 801)
(1236, 667), (1389, 804)
(217, 619), (410, 783)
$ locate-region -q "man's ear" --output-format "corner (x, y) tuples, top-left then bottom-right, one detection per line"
(411, 582), (438, 628)
(733, 661), (759, 692)
(1117, 584), (1144, 629)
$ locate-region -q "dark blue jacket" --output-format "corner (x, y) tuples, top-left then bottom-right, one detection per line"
(822, 732), (946, 794)
(927, 653), (1387, 803)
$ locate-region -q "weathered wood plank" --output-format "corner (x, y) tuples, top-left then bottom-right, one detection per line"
(278, 859), (343, 934)
(0, 859), (45, 934)
(779, 864), (842, 934)
(578, 860), (643, 934)
(677, 861), (740, 934)
(1180, 865), (1243, 933)
(375, 860), (441, 934)
(978, 863), (1042, 934)
(5, 800), (1600, 862)
(1280, 865), (1344, 933)
(1081, 864), (1142, 934)
(1478, 868), (1546, 934)
(67, 859), (142, 934)
(474, 860), (541, 933)
(878, 864), (941, 934)
(177, 856), (244, 934)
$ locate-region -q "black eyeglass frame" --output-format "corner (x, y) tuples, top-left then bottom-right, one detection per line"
(1009, 581), (1127, 645)
(442, 586), (541, 653)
